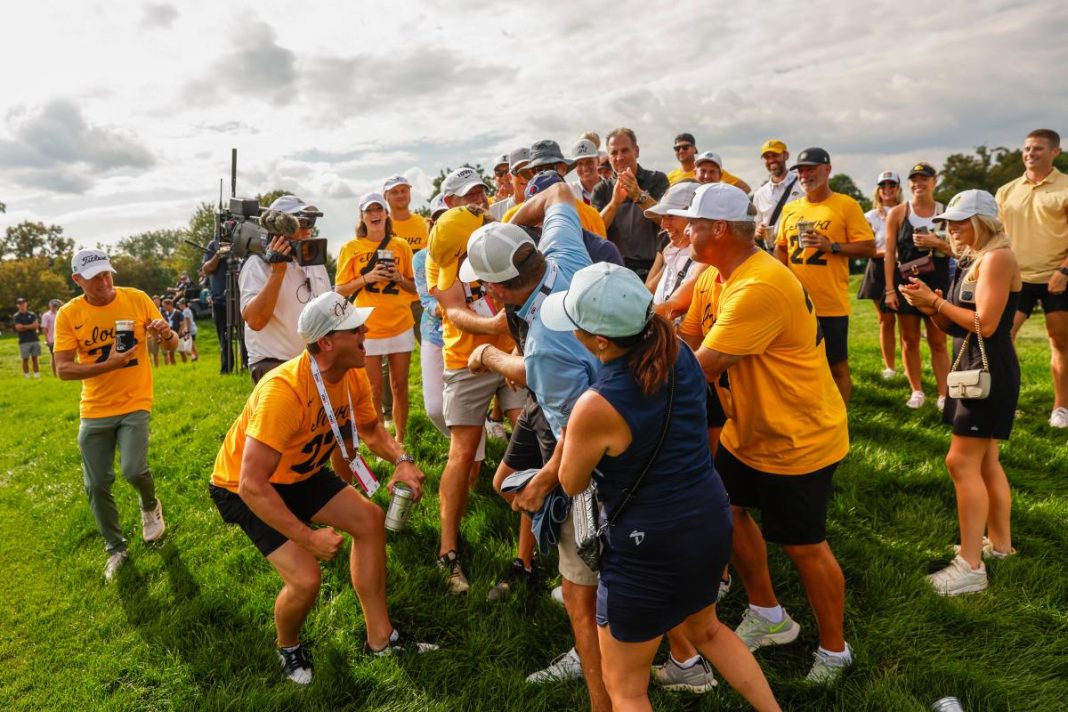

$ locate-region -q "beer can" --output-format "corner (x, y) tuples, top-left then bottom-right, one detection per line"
(385, 483), (414, 532)
(377, 249), (395, 264)
(931, 697), (964, 712)
(115, 320), (136, 353)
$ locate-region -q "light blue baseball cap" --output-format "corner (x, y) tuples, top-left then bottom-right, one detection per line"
(541, 262), (653, 337)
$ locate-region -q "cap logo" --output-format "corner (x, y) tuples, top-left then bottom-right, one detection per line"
(949, 194), (962, 207)
(81, 254), (109, 266)
(333, 300), (348, 318)
(913, 164), (924, 172)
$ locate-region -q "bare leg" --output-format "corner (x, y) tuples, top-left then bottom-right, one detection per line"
(877, 304), (897, 371)
(978, 439), (1012, 553)
(439, 425), (482, 556)
(925, 315), (950, 398)
(387, 350), (412, 443)
(564, 580), (612, 712)
(730, 507), (779, 607)
(364, 354), (386, 425)
(1046, 311), (1068, 409)
(829, 360), (851, 403)
(945, 435), (994, 568)
(266, 542), (322, 647)
(899, 313), (923, 393)
(782, 541), (846, 652)
(596, 626), (659, 712)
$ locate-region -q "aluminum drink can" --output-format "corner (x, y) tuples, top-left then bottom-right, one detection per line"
(385, 483), (414, 532)
(796, 220), (815, 245)
(115, 320), (136, 352)
(931, 698), (964, 712)
(377, 249), (395, 265)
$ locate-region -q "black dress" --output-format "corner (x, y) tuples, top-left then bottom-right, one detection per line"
(893, 202), (950, 317)
(942, 263), (1020, 440)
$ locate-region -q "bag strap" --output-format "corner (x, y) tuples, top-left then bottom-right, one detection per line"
(767, 175), (797, 229)
(602, 365), (677, 529)
(350, 234), (394, 298)
(951, 310), (990, 373)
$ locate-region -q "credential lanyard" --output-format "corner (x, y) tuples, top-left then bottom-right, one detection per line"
(309, 357), (380, 496)
(523, 261), (559, 325)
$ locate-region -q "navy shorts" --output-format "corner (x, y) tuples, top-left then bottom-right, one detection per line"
(1017, 281), (1068, 316)
(209, 469), (348, 556)
(817, 315), (849, 366)
(503, 399), (557, 471)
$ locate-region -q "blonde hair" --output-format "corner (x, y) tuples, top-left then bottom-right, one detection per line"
(582, 131), (601, 149)
(871, 183), (902, 217)
(957, 214), (1011, 284)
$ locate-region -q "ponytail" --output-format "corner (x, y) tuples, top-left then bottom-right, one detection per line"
(609, 313), (678, 396)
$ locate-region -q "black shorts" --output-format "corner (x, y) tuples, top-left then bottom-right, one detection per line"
(1017, 281), (1068, 317)
(817, 315), (849, 366)
(706, 383), (727, 428)
(209, 469), (348, 556)
(714, 447), (838, 545)
(503, 399), (557, 471)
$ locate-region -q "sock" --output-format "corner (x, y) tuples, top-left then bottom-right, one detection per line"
(389, 628), (399, 644)
(670, 653), (701, 669)
(280, 643), (301, 652)
(817, 644), (852, 661)
(750, 604), (784, 623)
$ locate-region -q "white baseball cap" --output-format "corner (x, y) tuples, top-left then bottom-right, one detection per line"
(541, 262), (653, 338)
(429, 193), (448, 218)
(570, 138), (598, 162)
(458, 222), (535, 283)
(694, 150), (723, 168)
(71, 249), (117, 279)
(508, 147), (531, 175)
(876, 170), (900, 185)
(493, 153), (509, 169)
(666, 182), (754, 222)
(932, 189), (1000, 222)
(644, 181), (700, 218)
(441, 168), (486, 198)
(382, 175), (410, 192)
(297, 292), (374, 343)
(269, 194), (308, 214)
(359, 192), (388, 212)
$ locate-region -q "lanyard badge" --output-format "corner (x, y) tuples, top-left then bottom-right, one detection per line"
(309, 358), (380, 496)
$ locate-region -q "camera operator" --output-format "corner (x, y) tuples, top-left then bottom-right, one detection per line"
(203, 237), (241, 373)
(240, 195), (332, 384)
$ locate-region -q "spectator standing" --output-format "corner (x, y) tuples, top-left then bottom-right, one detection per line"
(568, 138), (601, 206)
(667, 133), (752, 193)
(751, 139), (802, 248)
(996, 128), (1068, 428)
(857, 171), (903, 379)
(202, 236), (238, 374)
(503, 140), (607, 238)
(54, 250), (176, 580)
(179, 297), (200, 362)
(491, 153), (514, 204)
(901, 190), (1022, 594)
(490, 148), (530, 220)
(40, 298), (62, 376)
(775, 147), (877, 402)
(161, 298), (182, 365)
(12, 297), (41, 379)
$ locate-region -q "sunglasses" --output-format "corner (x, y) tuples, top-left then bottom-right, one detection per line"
(878, 182), (899, 188)
(673, 144), (693, 152)
(494, 168), (509, 177)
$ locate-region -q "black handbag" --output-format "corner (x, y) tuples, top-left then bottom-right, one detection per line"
(575, 367), (676, 571)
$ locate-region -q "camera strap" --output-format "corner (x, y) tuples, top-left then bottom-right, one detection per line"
(309, 356), (380, 496)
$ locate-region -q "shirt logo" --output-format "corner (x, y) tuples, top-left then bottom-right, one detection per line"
(629, 530), (645, 546)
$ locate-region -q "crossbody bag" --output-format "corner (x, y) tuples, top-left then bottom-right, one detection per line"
(946, 310), (991, 400)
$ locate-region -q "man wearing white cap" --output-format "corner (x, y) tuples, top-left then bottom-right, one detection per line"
(240, 194), (332, 383)
(383, 175), (429, 255)
(55, 250), (178, 580)
(459, 182), (610, 710)
(568, 138), (600, 206)
(209, 292), (432, 685)
(669, 183), (853, 684)
(491, 153), (514, 204)
(489, 147), (531, 220)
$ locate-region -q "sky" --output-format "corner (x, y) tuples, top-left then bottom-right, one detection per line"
(1, 0), (1066, 257)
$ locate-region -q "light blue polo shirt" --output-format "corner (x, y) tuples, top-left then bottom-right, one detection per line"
(517, 203), (600, 437)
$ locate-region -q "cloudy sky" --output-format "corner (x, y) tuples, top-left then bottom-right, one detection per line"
(1, 0), (1065, 257)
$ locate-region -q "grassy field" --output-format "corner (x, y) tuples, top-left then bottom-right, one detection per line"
(1, 285), (1066, 712)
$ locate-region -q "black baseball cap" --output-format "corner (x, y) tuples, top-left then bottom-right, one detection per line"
(789, 147), (831, 170)
(908, 161), (937, 178)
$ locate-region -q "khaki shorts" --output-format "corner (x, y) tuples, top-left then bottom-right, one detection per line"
(557, 515), (599, 587)
(442, 368), (527, 428)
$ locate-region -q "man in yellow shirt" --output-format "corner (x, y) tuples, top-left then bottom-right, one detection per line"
(996, 128), (1068, 428)
(775, 147), (876, 402)
(54, 250), (178, 581)
(671, 183), (852, 684)
(209, 292), (432, 684)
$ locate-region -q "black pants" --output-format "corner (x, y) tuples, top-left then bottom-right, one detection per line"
(213, 300), (247, 374)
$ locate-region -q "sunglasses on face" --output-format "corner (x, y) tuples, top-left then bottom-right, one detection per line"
(878, 182), (898, 188)
(673, 144), (693, 152)
(494, 168), (508, 177)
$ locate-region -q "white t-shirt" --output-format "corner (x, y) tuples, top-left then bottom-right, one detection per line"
(239, 256), (331, 365)
(752, 172), (803, 231)
(865, 209), (889, 250)
(182, 307), (198, 336)
(489, 197), (515, 221)
(653, 244), (702, 305)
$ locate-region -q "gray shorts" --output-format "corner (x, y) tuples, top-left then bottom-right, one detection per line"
(442, 368), (527, 428)
(19, 341), (41, 359)
(557, 515), (599, 586)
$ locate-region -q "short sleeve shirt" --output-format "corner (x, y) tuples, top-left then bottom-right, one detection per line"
(13, 311), (39, 343)
(40, 310), (57, 344)
(239, 257), (331, 365)
(996, 168), (1068, 283)
(679, 265), (723, 338)
(775, 192), (875, 316)
(335, 236), (416, 339)
(210, 352), (378, 492)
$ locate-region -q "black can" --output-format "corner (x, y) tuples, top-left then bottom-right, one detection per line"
(115, 320), (135, 353)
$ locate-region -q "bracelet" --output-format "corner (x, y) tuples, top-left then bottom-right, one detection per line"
(162, 330), (175, 340)
(479, 346), (490, 367)
(936, 299), (947, 314)
(394, 453), (415, 466)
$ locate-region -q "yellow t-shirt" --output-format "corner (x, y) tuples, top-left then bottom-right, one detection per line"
(210, 352), (379, 493)
(775, 193), (874, 317)
(996, 168), (1068, 283)
(501, 200), (607, 238)
(679, 264), (724, 338)
(336, 236), (415, 339)
(54, 287), (161, 419)
(668, 167), (745, 188)
(391, 213), (430, 253)
(703, 250), (849, 475)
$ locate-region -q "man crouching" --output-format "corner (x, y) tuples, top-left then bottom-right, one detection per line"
(208, 292), (435, 684)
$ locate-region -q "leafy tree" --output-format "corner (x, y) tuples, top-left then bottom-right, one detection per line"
(0, 257), (73, 314)
(115, 229), (186, 261)
(1, 221), (75, 261)
(829, 174), (872, 212)
(427, 164), (494, 205)
(935, 145), (1068, 204)
(0, 200), (6, 213)
(108, 255), (176, 299)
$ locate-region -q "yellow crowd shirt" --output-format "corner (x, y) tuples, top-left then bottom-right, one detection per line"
(668, 167), (745, 189)
(775, 193), (874, 317)
(427, 207), (514, 370)
(996, 168), (1068, 283)
(501, 200), (607, 238)
(679, 264), (724, 339)
(53, 287), (161, 419)
(336, 236), (415, 340)
(210, 352), (379, 493)
(391, 213), (430, 253)
(703, 250), (849, 474)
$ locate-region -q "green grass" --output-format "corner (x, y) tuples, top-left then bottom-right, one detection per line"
(1, 283), (1066, 711)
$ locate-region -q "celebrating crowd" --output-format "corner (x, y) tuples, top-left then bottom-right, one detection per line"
(36, 125), (1067, 710)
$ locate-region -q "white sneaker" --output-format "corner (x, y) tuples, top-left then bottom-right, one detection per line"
(104, 551), (128, 582)
(278, 643), (313, 685)
(550, 585), (565, 607)
(937, 395), (946, 412)
(1050, 407), (1068, 428)
(953, 536), (1017, 560)
(906, 391), (926, 409)
(652, 656), (717, 693)
(805, 643), (853, 684)
(927, 555), (988, 596)
(141, 500), (165, 543)
(880, 368), (897, 380)
(526, 647), (582, 683)
(485, 418), (507, 440)
(717, 574), (732, 603)
(734, 608), (801, 651)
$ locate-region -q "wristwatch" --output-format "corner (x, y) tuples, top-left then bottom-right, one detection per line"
(635, 190), (651, 205)
(830, 242), (841, 255)
(394, 453), (415, 466)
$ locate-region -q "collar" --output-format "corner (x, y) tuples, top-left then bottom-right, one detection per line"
(1026, 167), (1062, 187)
(516, 261), (559, 325)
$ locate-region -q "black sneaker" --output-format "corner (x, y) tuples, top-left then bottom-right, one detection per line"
(277, 643), (313, 685)
(487, 558), (539, 602)
(364, 629), (440, 657)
